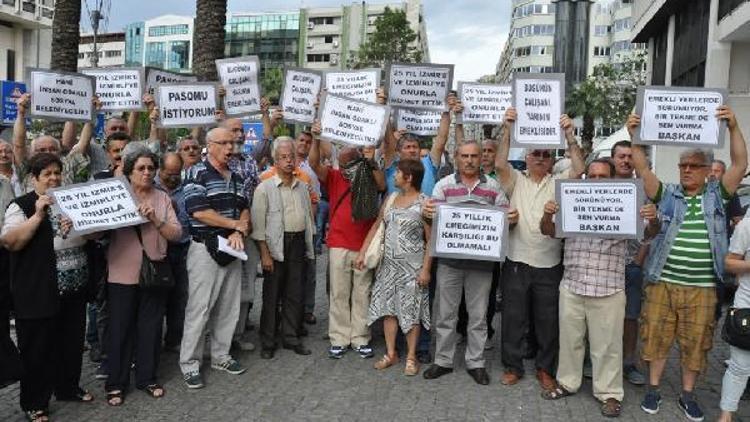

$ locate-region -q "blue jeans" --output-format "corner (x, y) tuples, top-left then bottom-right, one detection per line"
(720, 345), (750, 412)
(315, 199), (329, 252)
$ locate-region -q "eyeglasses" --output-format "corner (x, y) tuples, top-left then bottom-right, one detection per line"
(530, 150), (552, 159)
(678, 163), (709, 171)
(182, 145), (200, 151)
(134, 165), (156, 172)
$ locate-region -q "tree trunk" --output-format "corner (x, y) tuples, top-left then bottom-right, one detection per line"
(193, 0), (228, 81)
(582, 113), (595, 156)
(50, 0), (81, 72)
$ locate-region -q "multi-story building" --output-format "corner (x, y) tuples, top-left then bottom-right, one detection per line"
(225, 12), (301, 77)
(0, 0), (54, 81)
(78, 32), (126, 69)
(125, 15), (193, 73)
(497, 0), (645, 82)
(299, 0), (429, 70)
(631, 0), (750, 182)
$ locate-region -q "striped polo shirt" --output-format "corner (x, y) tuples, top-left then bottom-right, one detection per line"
(184, 159), (248, 240)
(659, 185), (729, 287)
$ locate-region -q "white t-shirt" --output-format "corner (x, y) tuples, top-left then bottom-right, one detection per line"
(728, 217), (750, 308)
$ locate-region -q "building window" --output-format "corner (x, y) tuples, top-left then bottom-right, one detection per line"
(593, 46), (611, 57)
(148, 24), (189, 37)
(105, 50), (122, 58)
(309, 17), (335, 25)
(672, 0), (710, 87)
(613, 18), (631, 32)
(307, 54), (330, 62)
(513, 3), (555, 18)
(594, 25), (610, 36)
(145, 42), (166, 67)
(167, 41), (190, 70)
(514, 24), (555, 38)
(78, 52), (85, 59)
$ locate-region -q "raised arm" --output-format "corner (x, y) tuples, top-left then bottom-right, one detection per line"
(454, 97), (465, 146)
(718, 105), (748, 195)
(561, 114), (585, 179)
(540, 200), (558, 237)
(70, 96), (101, 156)
(495, 107), (516, 190)
(13, 93), (30, 167)
(61, 121), (77, 153)
(363, 146), (385, 192)
(627, 114), (661, 200)
(430, 94), (456, 168)
(309, 120), (328, 184)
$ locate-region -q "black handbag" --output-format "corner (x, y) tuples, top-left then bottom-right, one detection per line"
(135, 226), (174, 289)
(722, 307), (750, 350)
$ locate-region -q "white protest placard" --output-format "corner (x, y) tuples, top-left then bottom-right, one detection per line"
(48, 177), (147, 236)
(145, 67), (198, 97)
(216, 56), (261, 117)
(555, 179), (645, 240)
(157, 83), (218, 128)
(27, 68), (95, 122)
(634, 86), (727, 148)
(394, 108), (442, 136)
(512, 73), (565, 148)
(324, 68), (381, 103)
(280, 68), (322, 124)
(386, 63), (454, 111)
(430, 202), (507, 262)
(318, 92), (389, 147)
(82, 67), (144, 112)
(458, 82), (511, 124)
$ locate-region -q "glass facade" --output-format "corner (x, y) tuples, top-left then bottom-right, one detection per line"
(149, 24), (190, 37)
(125, 22), (145, 66)
(225, 13), (300, 76)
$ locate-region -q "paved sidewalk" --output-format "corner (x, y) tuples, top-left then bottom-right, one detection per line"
(1, 252), (749, 421)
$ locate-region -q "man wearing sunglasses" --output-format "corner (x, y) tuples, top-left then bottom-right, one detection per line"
(494, 107), (585, 395)
(626, 106), (747, 421)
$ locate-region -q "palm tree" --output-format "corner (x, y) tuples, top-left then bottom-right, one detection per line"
(50, 0), (82, 72)
(193, 0), (228, 81)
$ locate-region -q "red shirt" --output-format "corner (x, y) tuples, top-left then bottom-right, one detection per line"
(326, 169), (375, 251)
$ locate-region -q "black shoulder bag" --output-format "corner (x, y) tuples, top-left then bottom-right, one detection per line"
(203, 176), (239, 267)
(722, 307), (750, 350)
(135, 225), (175, 289)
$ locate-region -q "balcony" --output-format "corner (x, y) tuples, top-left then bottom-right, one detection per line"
(720, 0), (749, 21)
(0, 0), (54, 28)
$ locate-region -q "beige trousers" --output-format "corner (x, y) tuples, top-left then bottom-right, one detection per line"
(557, 287), (625, 402)
(327, 248), (373, 348)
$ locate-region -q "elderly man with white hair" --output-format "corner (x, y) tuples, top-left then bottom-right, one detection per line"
(179, 127), (251, 389)
(252, 137), (316, 360)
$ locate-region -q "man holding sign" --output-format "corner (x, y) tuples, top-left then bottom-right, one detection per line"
(495, 107), (584, 392)
(626, 106), (747, 421)
(537, 158), (659, 417)
(421, 140), (512, 386)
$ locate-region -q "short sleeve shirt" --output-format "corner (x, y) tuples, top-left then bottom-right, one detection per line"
(325, 169), (375, 251)
(729, 217), (750, 308)
(184, 159), (247, 240)
(385, 155), (437, 196)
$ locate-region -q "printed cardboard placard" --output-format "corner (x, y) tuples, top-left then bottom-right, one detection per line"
(280, 67), (322, 125)
(157, 82), (219, 128)
(81, 67), (144, 112)
(511, 73), (565, 148)
(634, 86), (727, 148)
(394, 108), (442, 136)
(144, 67), (198, 97)
(48, 176), (147, 236)
(429, 202), (507, 262)
(554, 179), (645, 240)
(458, 82), (511, 125)
(318, 92), (389, 147)
(1, 80), (27, 125)
(324, 68), (381, 103)
(386, 63), (454, 111)
(216, 56), (262, 117)
(27, 68), (95, 122)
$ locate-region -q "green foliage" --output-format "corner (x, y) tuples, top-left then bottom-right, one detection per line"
(262, 68), (284, 105)
(352, 7), (422, 69)
(566, 51), (647, 151)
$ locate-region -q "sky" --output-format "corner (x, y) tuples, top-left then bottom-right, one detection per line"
(87, 0), (512, 83)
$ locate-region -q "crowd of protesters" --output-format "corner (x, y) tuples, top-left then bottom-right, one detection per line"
(0, 81), (748, 422)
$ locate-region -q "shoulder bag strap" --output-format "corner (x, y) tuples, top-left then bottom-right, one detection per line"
(330, 186), (352, 220)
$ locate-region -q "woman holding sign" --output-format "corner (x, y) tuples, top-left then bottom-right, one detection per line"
(104, 149), (181, 407)
(1, 153), (93, 422)
(355, 159), (432, 376)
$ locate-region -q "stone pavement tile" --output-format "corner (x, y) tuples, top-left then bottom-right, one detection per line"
(1, 251), (750, 421)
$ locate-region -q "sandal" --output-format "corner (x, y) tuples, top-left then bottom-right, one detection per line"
(25, 410), (49, 422)
(601, 398), (622, 418)
(106, 390), (124, 407)
(373, 354), (399, 370)
(404, 358), (419, 376)
(541, 385), (574, 400)
(143, 384), (165, 398)
(57, 387), (94, 403)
